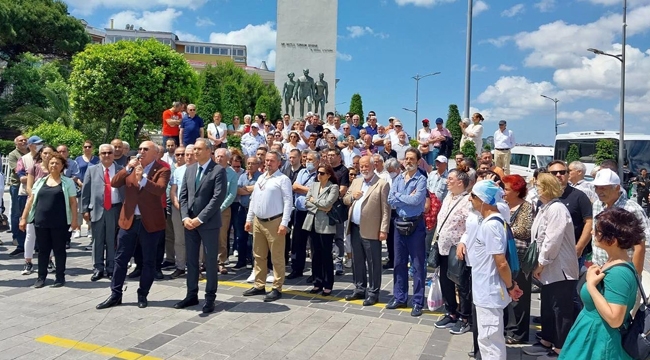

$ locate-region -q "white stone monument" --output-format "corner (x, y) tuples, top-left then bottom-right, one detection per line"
(275, 0), (337, 119)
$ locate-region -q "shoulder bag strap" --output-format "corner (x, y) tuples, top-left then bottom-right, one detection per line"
(435, 194), (467, 240)
(608, 262), (648, 306)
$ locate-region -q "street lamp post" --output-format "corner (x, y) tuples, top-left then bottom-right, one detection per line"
(540, 95), (565, 136)
(411, 72), (440, 135)
(586, 0), (626, 178)
(403, 107), (416, 126)
(463, 0), (473, 119)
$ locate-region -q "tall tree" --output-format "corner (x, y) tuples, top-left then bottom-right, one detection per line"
(595, 139), (616, 165)
(69, 39), (199, 142)
(349, 93), (364, 124)
(446, 104), (462, 155)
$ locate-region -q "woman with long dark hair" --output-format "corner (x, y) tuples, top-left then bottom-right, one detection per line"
(303, 163), (339, 296)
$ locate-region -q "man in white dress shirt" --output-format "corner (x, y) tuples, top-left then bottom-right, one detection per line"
(243, 150), (293, 302)
(493, 120), (515, 175)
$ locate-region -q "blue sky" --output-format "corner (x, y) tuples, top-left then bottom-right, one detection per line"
(63, 0), (650, 145)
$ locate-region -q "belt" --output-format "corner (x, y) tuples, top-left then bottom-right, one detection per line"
(397, 215), (422, 222)
(257, 213), (282, 222)
(134, 215), (142, 220)
(495, 148), (510, 151)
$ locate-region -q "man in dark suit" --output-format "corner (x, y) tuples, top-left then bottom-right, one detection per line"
(174, 138), (227, 313)
(96, 141), (170, 310)
(81, 144), (125, 281)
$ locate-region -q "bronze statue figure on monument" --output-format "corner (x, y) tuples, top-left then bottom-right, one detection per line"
(282, 72), (298, 117)
(296, 68), (315, 118)
(313, 73), (329, 119)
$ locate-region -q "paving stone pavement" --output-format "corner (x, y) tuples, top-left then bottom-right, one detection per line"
(3, 191), (644, 359)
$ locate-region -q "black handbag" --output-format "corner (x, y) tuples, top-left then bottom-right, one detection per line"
(394, 219), (416, 236)
(447, 244), (468, 287)
(327, 198), (347, 225)
(427, 242), (441, 269)
(0, 214), (9, 231)
(616, 263), (650, 360)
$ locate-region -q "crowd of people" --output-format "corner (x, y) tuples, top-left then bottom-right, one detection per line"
(2, 101), (648, 360)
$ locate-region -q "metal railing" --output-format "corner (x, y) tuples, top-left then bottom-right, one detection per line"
(1, 155), (10, 186)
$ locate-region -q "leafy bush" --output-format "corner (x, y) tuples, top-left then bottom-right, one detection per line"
(409, 139), (419, 148)
(565, 144), (580, 164)
(595, 139), (616, 165)
(460, 140), (477, 161)
(28, 123), (86, 157)
(446, 104), (462, 154)
(227, 135), (241, 152)
(0, 140), (16, 156)
(349, 93), (364, 124)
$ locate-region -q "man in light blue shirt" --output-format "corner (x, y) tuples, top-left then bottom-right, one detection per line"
(234, 157), (261, 269)
(215, 148), (238, 273)
(386, 147), (428, 317)
(427, 155), (449, 201)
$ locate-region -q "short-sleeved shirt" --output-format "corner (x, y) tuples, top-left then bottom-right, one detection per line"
(560, 185), (593, 247)
(75, 155), (100, 183)
(180, 115), (204, 146)
(470, 213), (511, 309)
(162, 109), (182, 136)
(332, 164), (350, 189)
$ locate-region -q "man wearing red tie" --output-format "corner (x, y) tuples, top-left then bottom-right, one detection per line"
(96, 141), (170, 310)
(81, 144), (125, 281)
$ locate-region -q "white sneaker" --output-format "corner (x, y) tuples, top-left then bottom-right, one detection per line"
(233, 250), (239, 257)
(246, 271), (255, 283)
(266, 272), (274, 283)
(72, 230), (80, 239)
(344, 258), (352, 268)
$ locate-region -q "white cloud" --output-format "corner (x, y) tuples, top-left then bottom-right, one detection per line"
(580, 0), (650, 6)
(175, 31), (202, 42)
(480, 35), (512, 47)
(346, 26), (389, 39)
(473, 0), (489, 16)
(534, 0), (556, 12)
(498, 64), (516, 71)
(107, 8), (181, 32)
(337, 52), (353, 61)
(196, 17), (215, 27)
(394, 0), (456, 7)
(471, 64), (487, 72)
(557, 108), (615, 123)
(66, 0), (206, 16)
(209, 22), (277, 69)
(501, 3), (524, 17)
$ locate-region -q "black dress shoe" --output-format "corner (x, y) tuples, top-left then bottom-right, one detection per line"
(138, 295), (148, 308)
(107, 272), (113, 280)
(411, 305), (423, 317)
(363, 297), (378, 306)
(96, 295), (122, 309)
(154, 270), (164, 280)
(242, 287), (266, 296)
(170, 269), (186, 279)
(202, 300), (216, 314)
(91, 270), (104, 282)
(264, 289), (282, 302)
(286, 272), (303, 280)
(8, 248), (24, 257)
(128, 268), (142, 278)
(344, 293), (365, 301)
(382, 262), (394, 270)
(33, 278), (45, 288)
(385, 298), (408, 309)
(306, 275), (314, 283)
(174, 297), (199, 309)
(51, 280), (65, 288)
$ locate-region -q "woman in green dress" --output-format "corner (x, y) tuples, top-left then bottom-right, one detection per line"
(559, 207), (643, 360)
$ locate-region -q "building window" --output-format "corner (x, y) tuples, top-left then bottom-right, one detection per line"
(234, 57), (246, 63)
(211, 47), (219, 55)
(220, 48), (230, 55)
(235, 49), (245, 56)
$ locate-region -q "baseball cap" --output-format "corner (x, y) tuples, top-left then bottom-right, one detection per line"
(394, 121), (403, 127)
(592, 168), (620, 186)
(251, 123), (260, 129)
(435, 118), (444, 124)
(27, 136), (44, 145)
(422, 118), (430, 125)
(498, 120), (507, 125)
(388, 117), (396, 122)
(435, 155), (448, 163)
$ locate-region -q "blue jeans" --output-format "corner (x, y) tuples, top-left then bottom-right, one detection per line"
(11, 187), (26, 249)
(393, 219), (426, 306)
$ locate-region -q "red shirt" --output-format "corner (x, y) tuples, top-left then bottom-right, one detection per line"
(162, 109), (182, 136)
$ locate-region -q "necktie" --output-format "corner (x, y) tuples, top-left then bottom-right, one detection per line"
(104, 168), (111, 210)
(195, 166), (203, 189)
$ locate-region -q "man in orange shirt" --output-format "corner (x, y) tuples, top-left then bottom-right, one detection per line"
(162, 102), (183, 146)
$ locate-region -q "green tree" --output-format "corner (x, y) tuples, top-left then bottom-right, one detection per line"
(221, 81), (244, 125)
(28, 122), (85, 156)
(349, 93), (364, 124)
(483, 143), (492, 151)
(446, 104), (462, 154)
(4, 87), (74, 130)
(0, 0), (88, 94)
(461, 140), (477, 162)
(263, 83), (283, 121)
(69, 39), (199, 143)
(595, 139), (616, 165)
(117, 107), (138, 147)
(565, 144), (580, 164)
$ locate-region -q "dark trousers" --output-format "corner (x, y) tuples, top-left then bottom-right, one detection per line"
(35, 226), (69, 281)
(540, 280), (577, 349)
(91, 205), (120, 273)
(471, 302), (481, 360)
(12, 190), (26, 247)
(638, 191), (648, 215)
(234, 206), (251, 267)
(393, 219), (426, 306)
(285, 209), (294, 264)
(350, 223), (382, 298)
(505, 271), (533, 342)
(133, 228), (165, 271)
(290, 210), (310, 274)
(111, 219), (162, 297)
(185, 226), (220, 301)
(227, 202), (240, 256)
(439, 254), (472, 320)
(310, 229), (334, 290)
(386, 210), (397, 264)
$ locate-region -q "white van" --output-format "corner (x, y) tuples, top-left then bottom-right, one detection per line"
(508, 146), (554, 181)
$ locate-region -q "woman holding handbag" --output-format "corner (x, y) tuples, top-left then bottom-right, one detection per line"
(559, 207), (642, 360)
(303, 164), (339, 296)
(502, 175), (534, 344)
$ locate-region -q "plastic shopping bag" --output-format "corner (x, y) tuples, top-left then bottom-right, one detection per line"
(427, 272), (444, 311)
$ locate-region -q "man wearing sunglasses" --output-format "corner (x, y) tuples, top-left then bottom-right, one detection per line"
(548, 160), (593, 270)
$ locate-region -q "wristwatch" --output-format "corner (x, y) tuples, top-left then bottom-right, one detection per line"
(506, 283), (515, 291)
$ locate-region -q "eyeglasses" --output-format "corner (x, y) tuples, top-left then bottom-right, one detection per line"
(84, 146), (92, 149)
(175, 153), (184, 156)
(100, 151), (113, 155)
(317, 171), (327, 176)
(138, 147), (149, 152)
(550, 170), (567, 176)
(188, 109), (196, 112)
